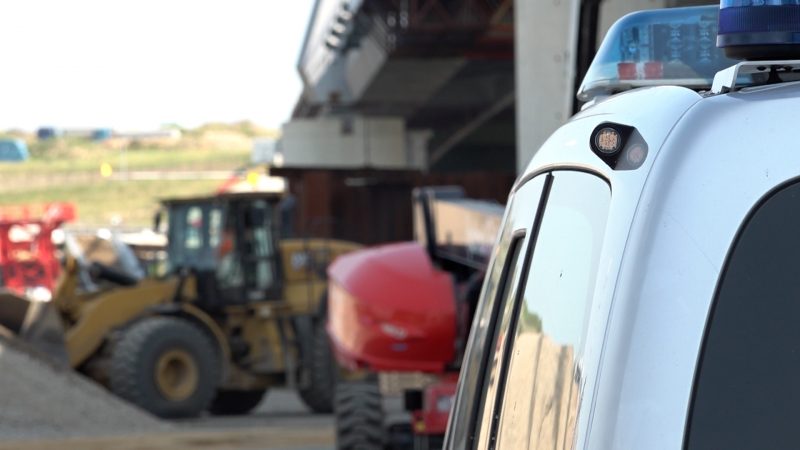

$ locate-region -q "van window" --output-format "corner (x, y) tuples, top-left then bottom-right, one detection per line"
(686, 181), (800, 450)
(455, 171), (610, 450)
(474, 234), (526, 449)
(492, 171), (610, 449)
(446, 175), (548, 450)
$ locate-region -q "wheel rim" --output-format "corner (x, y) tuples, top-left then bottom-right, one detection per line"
(155, 348), (199, 402)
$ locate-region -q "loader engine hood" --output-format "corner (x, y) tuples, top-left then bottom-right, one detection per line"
(327, 242), (457, 373)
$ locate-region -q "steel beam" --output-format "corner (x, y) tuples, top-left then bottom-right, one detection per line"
(405, 0), (495, 30)
(428, 90), (515, 167)
(490, 0), (513, 25)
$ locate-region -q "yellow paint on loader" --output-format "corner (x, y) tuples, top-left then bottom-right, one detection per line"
(0, 191), (362, 418)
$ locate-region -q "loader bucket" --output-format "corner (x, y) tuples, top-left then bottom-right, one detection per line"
(0, 289), (69, 366)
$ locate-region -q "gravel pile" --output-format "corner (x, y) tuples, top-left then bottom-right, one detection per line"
(0, 334), (168, 440)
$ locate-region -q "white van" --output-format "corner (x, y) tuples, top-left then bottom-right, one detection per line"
(445, 4), (800, 449)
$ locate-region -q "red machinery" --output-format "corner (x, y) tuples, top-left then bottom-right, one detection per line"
(0, 203), (76, 295)
(327, 242), (457, 373)
(327, 187), (503, 450)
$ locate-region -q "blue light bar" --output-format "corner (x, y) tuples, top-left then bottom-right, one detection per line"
(718, 1), (800, 59)
(578, 6), (738, 102)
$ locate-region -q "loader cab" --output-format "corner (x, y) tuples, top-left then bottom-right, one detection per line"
(446, 4), (800, 450)
(162, 193), (283, 307)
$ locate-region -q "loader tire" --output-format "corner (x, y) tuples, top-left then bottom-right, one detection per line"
(298, 322), (336, 413)
(335, 380), (386, 450)
(208, 389), (267, 415)
(109, 316), (220, 418)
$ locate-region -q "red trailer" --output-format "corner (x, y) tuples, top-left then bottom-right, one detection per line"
(327, 187), (503, 450)
(0, 203), (76, 297)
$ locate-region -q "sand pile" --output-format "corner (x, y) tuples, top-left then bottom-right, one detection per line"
(0, 335), (168, 440)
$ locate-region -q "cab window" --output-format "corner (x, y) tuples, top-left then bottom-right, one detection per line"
(217, 199), (279, 299)
(167, 202), (221, 272)
(245, 200), (277, 293)
(184, 206), (204, 249)
(686, 180), (800, 450)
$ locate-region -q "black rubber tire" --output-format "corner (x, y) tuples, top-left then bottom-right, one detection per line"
(108, 316), (220, 418)
(298, 322), (337, 413)
(208, 389), (267, 415)
(335, 380), (386, 450)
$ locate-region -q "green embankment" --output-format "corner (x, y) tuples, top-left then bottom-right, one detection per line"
(0, 128), (256, 226)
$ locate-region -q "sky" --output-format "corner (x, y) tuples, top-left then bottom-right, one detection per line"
(0, 0), (315, 131)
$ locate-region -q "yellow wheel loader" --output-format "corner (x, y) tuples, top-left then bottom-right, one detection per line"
(0, 191), (360, 418)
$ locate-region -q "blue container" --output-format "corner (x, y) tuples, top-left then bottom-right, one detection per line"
(0, 139), (29, 162)
(92, 128), (113, 141)
(36, 127), (61, 140)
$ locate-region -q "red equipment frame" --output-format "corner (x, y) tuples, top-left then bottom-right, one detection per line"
(0, 203), (76, 293)
(411, 374), (459, 437)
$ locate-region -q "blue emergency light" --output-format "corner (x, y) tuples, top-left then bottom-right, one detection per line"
(718, 0), (800, 59)
(578, 6), (738, 102)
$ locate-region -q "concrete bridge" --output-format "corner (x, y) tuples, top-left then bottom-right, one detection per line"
(275, 0), (711, 244)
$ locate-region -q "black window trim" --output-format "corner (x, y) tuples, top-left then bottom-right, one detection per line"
(467, 230), (526, 448)
(481, 172), (555, 449)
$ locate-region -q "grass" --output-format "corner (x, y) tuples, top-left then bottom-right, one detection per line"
(0, 147), (250, 175)
(0, 130), (256, 227)
(1, 179), (225, 226)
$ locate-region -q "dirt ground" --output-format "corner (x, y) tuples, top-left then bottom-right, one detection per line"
(0, 428), (334, 450)
(0, 389), (335, 450)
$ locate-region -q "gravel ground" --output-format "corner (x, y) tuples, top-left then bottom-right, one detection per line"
(0, 388), (335, 450)
(0, 427), (334, 450)
(0, 334), (168, 440)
